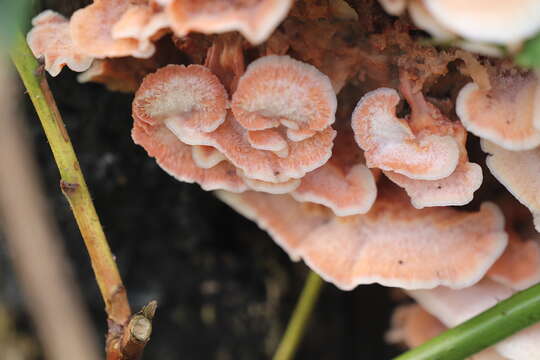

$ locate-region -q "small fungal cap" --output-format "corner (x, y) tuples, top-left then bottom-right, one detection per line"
(26, 10), (93, 76)
(216, 186), (508, 290)
(70, 0), (153, 58)
(385, 162), (483, 209)
(423, 0), (540, 44)
(488, 232), (540, 291)
(352, 88), (460, 180)
(133, 64), (228, 132)
(456, 74), (540, 151)
(232, 55), (337, 132)
(292, 163), (377, 216)
(482, 140), (540, 233)
(132, 123), (247, 192)
(166, 0), (293, 45)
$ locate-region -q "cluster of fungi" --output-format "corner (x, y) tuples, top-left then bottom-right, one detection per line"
(27, 0), (540, 358)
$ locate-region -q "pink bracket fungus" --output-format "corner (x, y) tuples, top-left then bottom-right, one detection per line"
(132, 52), (337, 193)
(216, 183), (507, 290)
(457, 71), (540, 151)
(291, 131), (378, 216)
(70, 0), (164, 59)
(482, 140), (540, 232)
(165, 0), (293, 45)
(231, 55), (337, 133)
(133, 64), (228, 133)
(352, 88), (460, 180)
(380, 75), (482, 208)
(487, 231), (540, 291)
(421, 0), (540, 44)
(26, 10), (94, 77)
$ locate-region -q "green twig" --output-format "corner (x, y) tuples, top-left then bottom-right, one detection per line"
(395, 283), (540, 360)
(273, 271), (324, 360)
(9, 31), (157, 360)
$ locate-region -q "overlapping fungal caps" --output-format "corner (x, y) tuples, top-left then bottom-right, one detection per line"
(27, 0), (294, 77)
(26, 10), (93, 76)
(216, 183), (507, 290)
(351, 81), (482, 209)
(132, 55), (339, 195)
(401, 204), (540, 359)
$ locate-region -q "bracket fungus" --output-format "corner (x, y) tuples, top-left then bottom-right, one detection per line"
(352, 80), (482, 208)
(457, 70), (540, 151)
(26, 10), (93, 77)
(352, 88), (460, 181)
(217, 184), (507, 290)
(421, 0), (540, 45)
(132, 53), (337, 194)
(482, 140), (540, 232)
(166, 0), (293, 45)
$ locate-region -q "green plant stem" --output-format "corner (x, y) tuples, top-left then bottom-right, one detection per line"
(10, 31), (132, 326)
(395, 283), (540, 360)
(273, 271), (324, 360)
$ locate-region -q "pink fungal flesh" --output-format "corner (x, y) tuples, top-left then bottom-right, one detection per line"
(216, 185), (507, 290)
(457, 73), (540, 151)
(352, 88), (460, 180)
(232, 55), (337, 132)
(166, 0), (293, 45)
(27, 10), (93, 76)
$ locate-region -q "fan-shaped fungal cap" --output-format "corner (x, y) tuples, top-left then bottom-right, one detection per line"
(422, 0), (540, 44)
(352, 88), (460, 180)
(132, 123), (246, 192)
(133, 64), (228, 133)
(384, 161), (482, 209)
(409, 279), (540, 360)
(70, 0), (154, 58)
(482, 140), (540, 232)
(291, 131), (377, 216)
(488, 232), (540, 291)
(216, 185), (507, 290)
(232, 55), (337, 132)
(292, 163), (377, 216)
(166, 0), (293, 45)
(26, 10), (93, 76)
(456, 73), (540, 151)
(206, 115), (337, 183)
